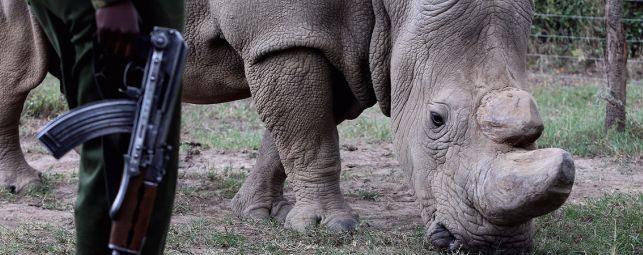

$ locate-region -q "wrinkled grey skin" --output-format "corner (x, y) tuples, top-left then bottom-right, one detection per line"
(0, 0), (48, 193)
(384, 0), (574, 252)
(1, 0), (575, 253)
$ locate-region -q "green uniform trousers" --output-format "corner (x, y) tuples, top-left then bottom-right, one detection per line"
(27, 1), (184, 254)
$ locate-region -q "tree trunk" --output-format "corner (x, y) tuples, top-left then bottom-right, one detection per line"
(604, 0), (628, 132)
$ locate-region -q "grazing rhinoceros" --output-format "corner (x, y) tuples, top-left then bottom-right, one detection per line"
(1, 0), (575, 252)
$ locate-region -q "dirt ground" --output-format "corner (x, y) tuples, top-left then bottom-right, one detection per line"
(2, 134), (642, 235)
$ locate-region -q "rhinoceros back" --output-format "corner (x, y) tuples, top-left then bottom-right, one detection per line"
(210, 0), (378, 120)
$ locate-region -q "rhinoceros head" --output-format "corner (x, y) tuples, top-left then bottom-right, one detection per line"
(374, 0), (575, 252)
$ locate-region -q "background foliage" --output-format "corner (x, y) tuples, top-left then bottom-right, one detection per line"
(531, 0), (641, 57)
(530, 0), (642, 77)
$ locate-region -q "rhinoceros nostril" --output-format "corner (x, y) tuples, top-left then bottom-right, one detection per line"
(427, 222), (456, 249)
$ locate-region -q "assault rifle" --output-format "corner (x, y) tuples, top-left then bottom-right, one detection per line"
(37, 27), (188, 255)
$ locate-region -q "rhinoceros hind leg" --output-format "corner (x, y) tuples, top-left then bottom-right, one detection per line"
(245, 49), (358, 232)
(0, 93), (43, 193)
(231, 131), (292, 223)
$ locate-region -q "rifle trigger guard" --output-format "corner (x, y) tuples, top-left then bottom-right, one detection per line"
(121, 61), (145, 99)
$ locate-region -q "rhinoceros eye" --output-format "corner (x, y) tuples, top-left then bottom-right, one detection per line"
(430, 111), (445, 127)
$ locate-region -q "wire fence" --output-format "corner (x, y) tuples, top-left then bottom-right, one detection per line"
(533, 13), (643, 23)
(531, 34), (642, 44)
(528, 11), (643, 84)
(527, 53), (643, 64)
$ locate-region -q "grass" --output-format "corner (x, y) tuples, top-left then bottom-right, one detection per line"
(167, 219), (247, 252)
(339, 108), (391, 144)
(359, 190), (381, 201)
(182, 102), (264, 151)
(2, 192), (640, 254)
(22, 173), (70, 210)
(533, 83), (643, 157)
(180, 102), (392, 151)
(211, 231), (246, 248)
(22, 75), (67, 119)
(207, 168), (246, 199)
(174, 167), (247, 215)
(166, 218), (427, 255)
(0, 223), (75, 255)
(533, 193), (642, 254)
(348, 188), (382, 201)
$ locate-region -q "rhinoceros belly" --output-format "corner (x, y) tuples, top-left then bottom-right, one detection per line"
(181, 0), (250, 104)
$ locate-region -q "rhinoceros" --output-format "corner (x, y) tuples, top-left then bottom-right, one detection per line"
(1, 0), (575, 252)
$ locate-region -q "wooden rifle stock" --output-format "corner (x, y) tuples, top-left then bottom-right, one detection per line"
(109, 170), (159, 254)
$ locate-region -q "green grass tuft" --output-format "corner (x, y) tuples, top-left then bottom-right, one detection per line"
(533, 193), (643, 254)
(22, 173), (70, 211)
(211, 231), (246, 248)
(346, 189), (381, 201)
(533, 83), (642, 157)
(339, 107), (391, 144)
(181, 100), (394, 150)
(176, 168), (246, 203)
(182, 101), (263, 151)
(355, 189), (381, 201)
(167, 219), (246, 252)
(165, 218), (427, 254)
(0, 223), (75, 255)
(22, 75), (67, 119)
(0, 188), (16, 201)
(209, 169), (246, 199)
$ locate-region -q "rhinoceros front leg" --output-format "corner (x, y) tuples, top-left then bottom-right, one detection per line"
(0, 92), (42, 193)
(231, 130), (292, 223)
(246, 48), (357, 232)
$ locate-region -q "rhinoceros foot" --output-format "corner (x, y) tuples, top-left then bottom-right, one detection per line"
(0, 159), (42, 193)
(231, 187), (292, 224)
(284, 201), (359, 232)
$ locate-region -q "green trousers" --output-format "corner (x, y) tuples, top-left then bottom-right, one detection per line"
(28, 1), (184, 254)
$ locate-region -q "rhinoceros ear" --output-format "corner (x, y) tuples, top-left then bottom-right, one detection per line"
(369, 0), (392, 117)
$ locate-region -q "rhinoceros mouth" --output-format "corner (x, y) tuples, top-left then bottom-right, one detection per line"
(426, 222), (462, 251)
(425, 219), (534, 253)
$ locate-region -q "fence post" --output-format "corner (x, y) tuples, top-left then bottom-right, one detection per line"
(604, 0), (628, 132)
